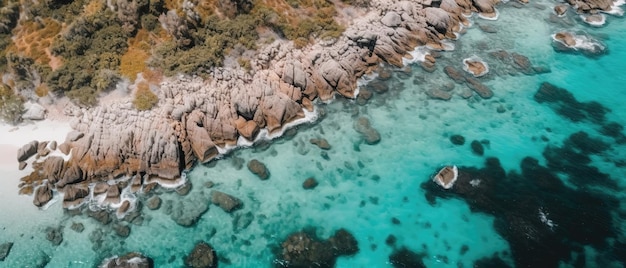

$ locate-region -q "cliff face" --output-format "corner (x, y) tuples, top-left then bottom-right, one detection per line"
(17, 0), (590, 209)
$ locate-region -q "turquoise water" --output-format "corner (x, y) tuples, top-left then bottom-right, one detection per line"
(1, 1), (626, 267)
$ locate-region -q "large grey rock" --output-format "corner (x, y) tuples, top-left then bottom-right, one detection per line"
(33, 183), (53, 207)
(65, 131), (84, 142)
(381, 11), (402, 27)
(22, 103), (46, 120)
(17, 140), (38, 162)
(424, 7), (452, 34)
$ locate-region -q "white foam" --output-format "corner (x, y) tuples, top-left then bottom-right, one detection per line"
(580, 14), (606, 26)
(440, 40), (456, 51)
(478, 8), (500, 21)
(402, 46), (430, 65)
(538, 207), (557, 230)
(462, 55), (490, 77)
(214, 107), (319, 156)
(604, 0), (625, 16)
(38, 188), (61, 210)
(550, 32), (606, 53)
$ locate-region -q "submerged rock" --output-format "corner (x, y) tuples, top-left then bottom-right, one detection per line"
(247, 159), (270, 180)
(465, 77), (494, 99)
(276, 228), (358, 267)
(45, 227), (63, 246)
(185, 242), (217, 268)
(211, 190), (243, 213)
(173, 200), (209, 227)
(534, 82), (608, 123)
(354, 117), (381, 145)
(101, 252), (154, 268)
(0, 242), (13, 261)
(114, 224), (131, 237)
(426, 88), (452, 101)
(302, 177), (319, 189)
(444, 66), (466, 84)
(233, 211), (255, 232)
(389, 247), (426, 268)
(310, 138), (331, 150)
(450, 135), (465, 145)
(146, 196), (162, 210)
(421, 156), (619, 267)
(471, 140), (485, 156)
(70, 222), (85, 233)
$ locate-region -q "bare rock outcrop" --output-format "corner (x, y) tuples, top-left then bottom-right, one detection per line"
(566, 0), (612, 13)
(16, 0), (505, 210)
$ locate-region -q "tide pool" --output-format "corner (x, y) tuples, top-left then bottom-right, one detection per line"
(1, 0), (625, 267)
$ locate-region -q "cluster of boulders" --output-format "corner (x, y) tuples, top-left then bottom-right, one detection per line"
(16, 0), (507, 209)
(99, 242), (218, 268)
(275, 228), (359, 267)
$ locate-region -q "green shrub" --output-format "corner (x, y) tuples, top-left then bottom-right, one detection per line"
(0, 83), (24, 124)
(65, 86), (98, 107)
(0, 1), (20, 34)
(140, 13), (159, 31)
(91, 69), (120, 92)
(238, 57), (251, 71)
(0, 33), (9, 73)
(151, 13), (260, 76)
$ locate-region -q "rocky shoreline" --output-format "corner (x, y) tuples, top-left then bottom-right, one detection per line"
(13, 0), (618, 213)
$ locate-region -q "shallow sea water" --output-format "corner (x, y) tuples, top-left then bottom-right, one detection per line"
(1, 0), (626, 267)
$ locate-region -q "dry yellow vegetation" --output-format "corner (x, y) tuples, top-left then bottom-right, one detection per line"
(120, 29), (168, 82)
(10, 18), (63, 68)
(133, 82), (158, 111)
(83, 0), (105, 17)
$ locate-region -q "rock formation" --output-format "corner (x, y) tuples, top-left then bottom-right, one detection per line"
(276, 228), (358, 267)
(184, 242), (218, 268)
(16, 0), (505, 210)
